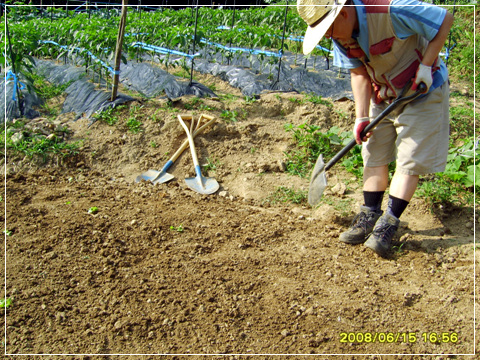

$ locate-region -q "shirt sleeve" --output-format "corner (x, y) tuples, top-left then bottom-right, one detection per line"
(390, 0), (447, 41)
(332, 40), (364, 69)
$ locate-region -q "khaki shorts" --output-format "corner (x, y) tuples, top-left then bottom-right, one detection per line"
(362, 82), (450, 175)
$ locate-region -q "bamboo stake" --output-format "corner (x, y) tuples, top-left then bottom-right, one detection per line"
(111, 0), (128, 102)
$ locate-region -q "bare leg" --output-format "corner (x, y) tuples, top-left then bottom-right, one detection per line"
(389, 172), (419, 201)
(363, 165), (389, 192)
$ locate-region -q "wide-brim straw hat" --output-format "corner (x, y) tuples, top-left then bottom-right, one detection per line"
(297, 0), (348, 55)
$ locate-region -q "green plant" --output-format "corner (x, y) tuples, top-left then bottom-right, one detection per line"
(203, 157), (221, 172)
(94, 106), (119, 126)
(220, 93), (237, 103)
(2, 124), (80, 163)
(417, 135), (478, 207)
(288, 97), (303, 104)
(88, 206), (99, 214)
(244, 95), (257, 104)
(39, 102), (60, 118)
(184, 98), (204, 110)
(447, 7), (478, 90)
(0, 298), (12, 309)
(392, 242), (405, 256)
(32, 73), (72, 99)
(341, 141), (363, 178)
(443, 138), (478, 188)
(3, 229), (12, 236)
(220, 110), (238, 122)
(151, 110), (162, 123)
(207, 83), (217, 92)
(199, 103), (217, 112)
(170, 224), (184, 232)
(283, 123), (343, 178)
(126, 117), (143, 133)
(306, 93), (332, 107)
(449, 103), (475, 142)
(124, 105), (144, 133)
(265, 186), (307, 205)
(150, 141), (157, 148)
(322, 197), (354, 217)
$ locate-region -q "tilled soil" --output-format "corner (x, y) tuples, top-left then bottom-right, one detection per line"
(1, 76), (478, 359)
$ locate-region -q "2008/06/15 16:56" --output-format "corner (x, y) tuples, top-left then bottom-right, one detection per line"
(339, 332), (459, 344)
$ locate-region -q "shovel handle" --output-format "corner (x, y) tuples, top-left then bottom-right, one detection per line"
(324, 82), (426, 172)
(178, 114), (201, 168)
(169, 115), (216, 164)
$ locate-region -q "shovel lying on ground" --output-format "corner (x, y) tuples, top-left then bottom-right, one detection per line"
(308, 82), (427, 207)
(135, 115), (216, 184)
(178, 114), (220, 195)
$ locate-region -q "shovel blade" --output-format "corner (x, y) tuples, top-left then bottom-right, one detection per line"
(308, 154), (328, 207)
(185, 166), (219, 194)
(136, 169), (162, 183)
(185, 175), (219, 195)
(152, 172), (175, 185)
(136, 169), (175, 184)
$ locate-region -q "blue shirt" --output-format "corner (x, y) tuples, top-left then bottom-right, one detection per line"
(332, 0), (449, 91)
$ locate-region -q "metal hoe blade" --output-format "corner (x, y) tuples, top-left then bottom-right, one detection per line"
(307, 82), (427, 207)
(308, 154), (328, 206)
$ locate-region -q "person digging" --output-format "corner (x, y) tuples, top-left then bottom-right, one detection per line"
(297, 0), (453, 257)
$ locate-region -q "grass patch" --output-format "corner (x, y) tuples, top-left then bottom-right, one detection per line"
(125, 105), (144, 133)
(2, 122), (81, 163)
(265, 186), (307, 205)
(32, 73), (72, 99)
(202, 157), (222, 172)
(93, 106), (122, 126)
(322, 197), (354, 217)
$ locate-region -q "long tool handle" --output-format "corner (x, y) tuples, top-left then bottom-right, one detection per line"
(170, 116), (215, 163)
(160, 115), (215, 175)
(324, 83), (426, 172)
(178, 114), (201, 168)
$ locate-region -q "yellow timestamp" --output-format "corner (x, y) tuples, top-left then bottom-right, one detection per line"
(339, 332), (459, 344)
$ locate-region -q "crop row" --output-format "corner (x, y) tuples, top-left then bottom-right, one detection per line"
(2, 5), (334, 78)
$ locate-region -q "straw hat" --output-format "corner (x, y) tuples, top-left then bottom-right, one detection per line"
(297, 0), (348, 55)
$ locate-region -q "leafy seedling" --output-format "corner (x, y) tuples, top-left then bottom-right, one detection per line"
(170, 224), (184, 232)
(88, 206), (99, 215)
(0, 298), (12, 308)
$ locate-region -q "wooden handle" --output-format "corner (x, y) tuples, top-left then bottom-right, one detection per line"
(169, 116), (216, 163)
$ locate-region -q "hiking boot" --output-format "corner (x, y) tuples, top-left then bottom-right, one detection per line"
(339, 206), (383, 244)
(364, 212), (400, 258)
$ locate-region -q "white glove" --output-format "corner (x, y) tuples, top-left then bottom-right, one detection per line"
(412, 63), (432, 92)
(354, 117), (371, 145)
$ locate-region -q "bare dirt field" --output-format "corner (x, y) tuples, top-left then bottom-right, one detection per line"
(2, 72), (478, 359)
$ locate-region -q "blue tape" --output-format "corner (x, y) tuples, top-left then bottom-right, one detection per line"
(200, 38), (283, 58)
(40, 40), (118, 75)
(131, 42), (200, 60)
(5, 70), (26, 101)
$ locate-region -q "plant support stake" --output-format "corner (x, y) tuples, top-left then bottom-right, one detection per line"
(189, 0), (199, 86)
(273, 0), (288, 88)
(111, 0), (128, 101)
(5, 14), (22, 114)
